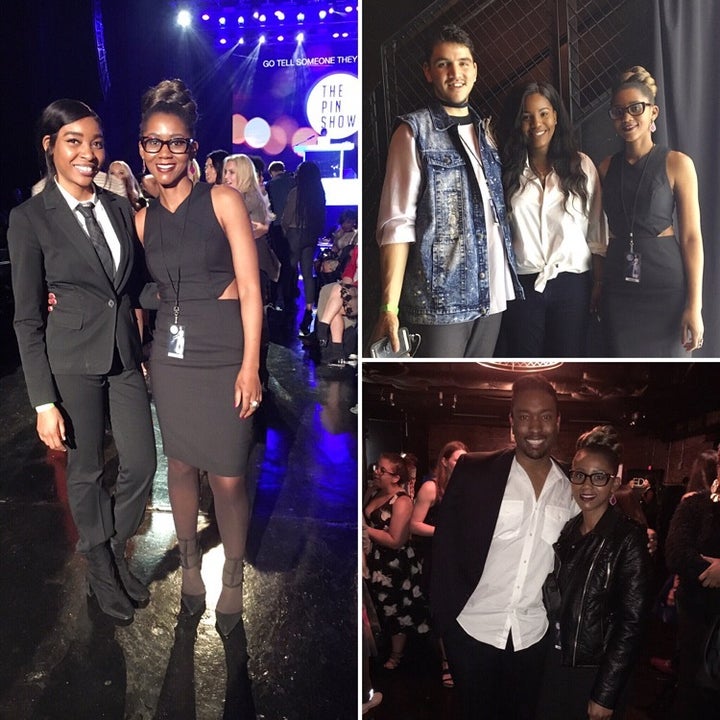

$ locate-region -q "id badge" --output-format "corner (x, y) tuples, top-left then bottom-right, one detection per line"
(624, 252), (641, 283)
(167, 324), (185, 359)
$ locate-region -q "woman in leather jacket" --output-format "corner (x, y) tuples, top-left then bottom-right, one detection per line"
(539, 426), (651, 720)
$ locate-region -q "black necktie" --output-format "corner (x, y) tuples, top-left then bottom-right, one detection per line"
(76, 202), (116, 280)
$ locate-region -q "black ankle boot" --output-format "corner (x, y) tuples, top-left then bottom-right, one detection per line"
(298, 308), (313, 337)
(217, 616), (256, 719)
(111, 540), (150, 608)
(315, 321), (330, 348)
(85, 542), (134, 624)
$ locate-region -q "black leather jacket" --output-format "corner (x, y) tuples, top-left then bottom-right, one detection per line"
(545, 506), (651, 709)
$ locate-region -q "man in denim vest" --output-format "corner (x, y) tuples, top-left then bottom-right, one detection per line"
(372, 24), (522, 357)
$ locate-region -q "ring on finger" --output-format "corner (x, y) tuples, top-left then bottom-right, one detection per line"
(250, 400), (260, 408)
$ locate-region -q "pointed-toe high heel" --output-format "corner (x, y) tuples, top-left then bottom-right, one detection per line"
(111, 539), (150, 608)
(216, 608), (255, 718)
(177, 537), (206, 617)
(215, 558), (244, 637)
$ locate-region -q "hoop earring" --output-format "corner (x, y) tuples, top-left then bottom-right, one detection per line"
(609, 493), (617, 506)
(650, 121), (657, 133)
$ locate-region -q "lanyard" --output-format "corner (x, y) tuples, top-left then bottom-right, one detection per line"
(620, 145), (655, 254)
(158, 187), (193, 326)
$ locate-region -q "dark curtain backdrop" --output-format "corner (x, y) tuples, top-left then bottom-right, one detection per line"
(650, 0), (720, 356)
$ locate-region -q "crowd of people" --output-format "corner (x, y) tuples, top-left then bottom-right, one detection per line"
(362, 375), (720, 719)
(371, 24), (705, 358)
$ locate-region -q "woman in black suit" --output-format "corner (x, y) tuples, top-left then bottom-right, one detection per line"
(8, 99), (156, 624)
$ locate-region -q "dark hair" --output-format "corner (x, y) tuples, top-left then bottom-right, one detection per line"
(249, 155), (266, 177)
(338, 208), (357, 224)
(378, 452), (410, 489)
(295, 161), (326, 237)
(206, 149), (229, 184)
(501, 82), (589, 214)
(268, 160), (285, 174)
(433, 440), (468, 503)
(575, 425), (622, 474)
(611, 65), (657, 104)
(614, 484), (648, 527)
(511, 374), (557, 407)
(38, 99), (101, 178)
(140, 78), (198, 136)
(686, 450), (718, 494)
(424, 24), (474, 64)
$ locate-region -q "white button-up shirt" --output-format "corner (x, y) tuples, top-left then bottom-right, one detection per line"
(508, 152), (607, 292)
(457, 456), (577, 650)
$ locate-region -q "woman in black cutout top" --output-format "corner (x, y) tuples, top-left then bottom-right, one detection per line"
(598, 66), (703, 357)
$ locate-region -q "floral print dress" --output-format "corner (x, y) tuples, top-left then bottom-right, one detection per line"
(364, 491), (429, 635)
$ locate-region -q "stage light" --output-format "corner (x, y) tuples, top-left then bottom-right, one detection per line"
(201, 13), (210, 21)
(332, 32), (339, 38)
(219, 16), (226, 25)
(275, 11), (285, 20)
(277, 35), (284, 41)
(319, 10), (327, 19)
(259, 14), (266, 22)
(238, 16), (244, 24)
(297, 12), (305, 21)
(239, 37), (245, 44)
(253, 11), (259, 19)
(176, 9), (191, 28)
(342, 32), (348, 37)
(259, 34), (266, 44)
(345, 5), (353, 12)
(219, 37), (227, 44)
(295, 31), (304, 43)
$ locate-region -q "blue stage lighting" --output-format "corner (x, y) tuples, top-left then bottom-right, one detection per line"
(275, 11), (285, 20)
(296, 31), (305, 43)
(219, 37), (227, 44)
(253, 11), (259, 19)
(345, 5), (353, 11)
(259, 13), (266, 22)
(176, 9), (191, 28)
(277, 35), (284, 42)
(201, 13), (210, 21)
(259, 34), (266, 44)
(238, 16), (244, 24)
(297, 12), (305, 21)
(219, 16), (226, 25)
(319, 10), (327, 19)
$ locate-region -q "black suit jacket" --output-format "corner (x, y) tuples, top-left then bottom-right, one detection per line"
(431, 448), (570, 636)
(8, 181), (143, 408)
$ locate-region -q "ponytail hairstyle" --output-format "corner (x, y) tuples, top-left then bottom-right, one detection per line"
(611, 65), (658, 104)
(37, 99), (101, 178)
(575, 425), (622, 474)
(433, 440), (469, 503)
(501, 81), (589, 214)
(139, 78), (199, 137)
(294, 160), (326, 238)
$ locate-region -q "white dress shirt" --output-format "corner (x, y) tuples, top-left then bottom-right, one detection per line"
(376, 122), (514, 315)
(508, 152), (607, 292)
(55, 179), (123, 271)
(457, 456), (577, 650)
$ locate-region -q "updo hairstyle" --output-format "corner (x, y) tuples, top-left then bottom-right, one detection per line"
(139, 78), (198, 136)
(576, 425), (622, 474)
(378, 452), (410, 489)
(37, 99), (101, 178)
(612, 65), (657, 103)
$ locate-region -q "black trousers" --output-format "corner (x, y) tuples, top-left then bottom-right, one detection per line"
(287, 228), (316, 306)
(54, 365), (156, 553)
(500, 271), (591, 357)
(443, 620), (550, 720)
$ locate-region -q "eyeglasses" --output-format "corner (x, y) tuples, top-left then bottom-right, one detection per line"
(373, 464), (399, 477)
(140, 136), (195, 154)
(608, 101), (652, 120)
(568, 470), (614, 487)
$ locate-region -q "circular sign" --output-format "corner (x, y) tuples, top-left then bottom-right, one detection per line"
(305, 72), (359, 140)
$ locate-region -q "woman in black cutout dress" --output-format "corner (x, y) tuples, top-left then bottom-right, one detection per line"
(598, 66), (703, 357)
(135, 80), (261, 715)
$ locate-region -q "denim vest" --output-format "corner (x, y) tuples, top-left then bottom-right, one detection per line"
(398, 101), (521, 324)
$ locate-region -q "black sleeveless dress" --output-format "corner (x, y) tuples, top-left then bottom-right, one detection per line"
(144, 182), (254, 475)
(601, 146), (686, 357)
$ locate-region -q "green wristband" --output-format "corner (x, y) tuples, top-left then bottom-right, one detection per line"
(379, 304), (399, 314)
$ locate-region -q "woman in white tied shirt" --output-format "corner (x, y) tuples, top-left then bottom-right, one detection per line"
(499, 81), (607, 357)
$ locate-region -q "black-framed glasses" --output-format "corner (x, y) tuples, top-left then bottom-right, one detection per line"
(568, 470), (614, 487)
(140, 136), (195, 154)
(608, 101), (652, 120)
(373, 464), (399, 477)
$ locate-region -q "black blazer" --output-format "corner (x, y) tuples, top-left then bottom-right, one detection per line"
(8, 181), (143, 407)
(431, 448), (570, 635)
